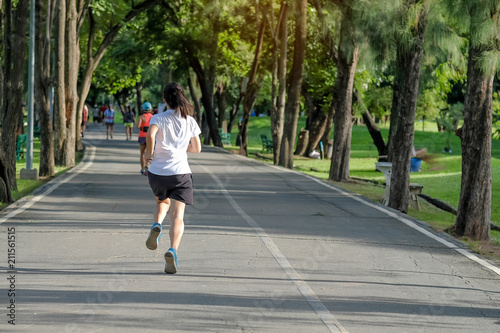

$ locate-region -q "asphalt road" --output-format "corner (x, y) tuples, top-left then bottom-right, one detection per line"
(1, 122), (499, 333)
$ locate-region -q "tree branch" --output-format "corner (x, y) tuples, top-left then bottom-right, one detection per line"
(90, 0), (164, 71)
(310, 0), (338, 63)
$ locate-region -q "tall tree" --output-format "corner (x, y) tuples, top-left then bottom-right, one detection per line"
(35, 0), (56, 176)
(328, 1), (360, 182)
(54, 0), (66, 166)
(278, 0), (307, 168)
(388, 0), (430, 213)
(63, 0), (79, 167)
(451, 0), (499, 240)
(1, 0), (29, 192)
(267, 0), (288, 164)
(0, 0), (3, 122)
(239, 0), (267, 154)
(75, 0), (165, 152)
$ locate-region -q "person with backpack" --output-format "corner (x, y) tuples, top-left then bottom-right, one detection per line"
(144, 83), (201, 274)
(137, 102), (154, 175)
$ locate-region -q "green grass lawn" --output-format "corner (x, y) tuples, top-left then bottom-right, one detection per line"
(222, 116), (500, 251)
(3, 138), (82, 210)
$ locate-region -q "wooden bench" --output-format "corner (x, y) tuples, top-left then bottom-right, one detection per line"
(218, 128), (231, 145)
(260, 134), (273, 152)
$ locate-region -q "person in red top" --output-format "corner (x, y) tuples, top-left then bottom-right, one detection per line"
(81, 104), (89, 137)
(137, 102), (154, 175)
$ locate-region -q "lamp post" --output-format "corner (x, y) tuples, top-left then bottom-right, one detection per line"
(21, 0), (38, 180)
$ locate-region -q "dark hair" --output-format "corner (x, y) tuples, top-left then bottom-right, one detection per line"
(163, 82), (194, 119)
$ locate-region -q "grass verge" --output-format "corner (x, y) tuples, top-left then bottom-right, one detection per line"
(2, 139), (83, 210)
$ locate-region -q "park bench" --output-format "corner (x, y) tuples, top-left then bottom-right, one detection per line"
(375, 161), (423, 210)
(34, 126), (41, 139)
(260, 134), (273, 152)
(16, 134), (26, 160)
(219, 128), (231, 145)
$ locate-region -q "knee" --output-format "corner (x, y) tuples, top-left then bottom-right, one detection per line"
(156, 197), (170, 205)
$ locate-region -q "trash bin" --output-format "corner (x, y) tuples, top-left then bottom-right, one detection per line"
(410, 157), (422, 172)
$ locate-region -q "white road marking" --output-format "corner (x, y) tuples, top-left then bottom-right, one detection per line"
(197, 163), (348, 333)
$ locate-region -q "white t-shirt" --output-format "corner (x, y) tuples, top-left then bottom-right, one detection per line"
(148, 109), (201, 176)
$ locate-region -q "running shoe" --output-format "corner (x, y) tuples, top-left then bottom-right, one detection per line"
(164, 248), (178, 274)
(145, 223), (162, 250)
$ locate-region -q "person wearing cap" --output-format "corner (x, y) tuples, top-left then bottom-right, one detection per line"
(137, 102), (154, 174)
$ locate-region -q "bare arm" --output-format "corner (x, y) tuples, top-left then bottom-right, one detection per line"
(136, 115), (144, 129)
(187, 136), (202, 153)
(144, 124), (159, 163)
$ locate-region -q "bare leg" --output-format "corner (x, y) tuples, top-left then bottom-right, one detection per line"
(139, 144), (146, 171)
(155, 197), (170, 224)
(168, 199), (186, 251)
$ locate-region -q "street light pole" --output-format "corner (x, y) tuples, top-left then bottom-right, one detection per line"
(21, 0), (38, 180)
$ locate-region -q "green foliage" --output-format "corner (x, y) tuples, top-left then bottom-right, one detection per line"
(443, 0), (500, 75)
(493, 92), (500, 139)
(362, 84), (392, 120)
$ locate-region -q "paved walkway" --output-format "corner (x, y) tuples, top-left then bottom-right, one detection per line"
(1, 122), (500, 332)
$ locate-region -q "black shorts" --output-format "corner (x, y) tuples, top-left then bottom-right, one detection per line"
(138, 137), (146, 145)
(148, 172), (194, 205)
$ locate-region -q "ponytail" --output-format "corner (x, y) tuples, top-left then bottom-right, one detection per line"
(162, 82), (194, 119)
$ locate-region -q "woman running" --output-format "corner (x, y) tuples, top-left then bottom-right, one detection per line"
(144, 83), (201, 274)
(137, 102), (154, 175)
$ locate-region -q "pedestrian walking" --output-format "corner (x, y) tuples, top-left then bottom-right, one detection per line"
(104, 104), (115, 139)
(122, 106), (135, 140)
(81, 104), (89, 137)
(137, 102), (154, 174)
(144, 82), (201, 274)
(92, 104), (100, 123)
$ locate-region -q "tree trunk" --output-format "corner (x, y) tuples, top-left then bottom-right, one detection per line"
(216, 82), (227, 129)
(452, 45), (493, 241)
(387, 70), (402, 161)
(355, 90), (387, 158)
(64, 0), (78, 167)
(294, 129), (309, 156)
(227, 93), (243, 134)
(278, 0), (306, 168)
(302, 87), (327, 156)
(1, 0), (30, 191)
(269, 1), (288, 165)
(187, 73), (201, 126)
(240, 4), (266, 155)
(0, 0), (3, 119)
(388, 4), (428, 213)
(0, 3), (3, 122)
(189, 56), (221, 147)
(136, 81), (143, 114)
(35, 0), (55, 177)
(321, 101), (335, 147)
(329, 5), (359, 182)
(54, 0), (66, 166)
